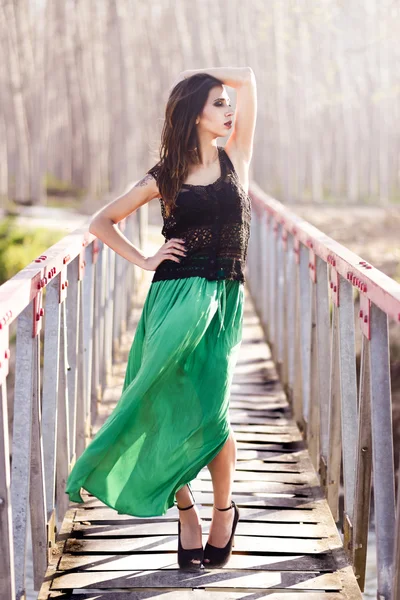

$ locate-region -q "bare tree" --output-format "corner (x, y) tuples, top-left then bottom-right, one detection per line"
(0, 0), (398, 208)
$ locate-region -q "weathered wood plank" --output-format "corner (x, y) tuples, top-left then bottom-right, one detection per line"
(197, 468), (311, 484)
(229, 408), (291, 418)
(229, 418), (297, 431)
(235, 449), (301, 461)
(230, 423), (300, 433)
(73, 505), (322, 523)
(231, 370), (280, 379)
(71, 520), (327, 538)
(50, 569), (342, 590)
(59, 552), (336, 572)
(48, 592), (347, 599)
(189, 479), (313, 496)
(229, 400), (289, 410)
(229, 389), (287, 398)
(65, 535), (331, 554)
(231, 382), (282, 391)
(76, 493), (319, 510)
(235, 442), (303, 451)
(234, 460), (302, 472)
(235, 449), (303, 460)
(234, 431), (303, 443)
(234, 430), (301, 440)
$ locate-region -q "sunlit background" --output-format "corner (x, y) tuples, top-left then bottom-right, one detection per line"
(1, 1), (400, 598)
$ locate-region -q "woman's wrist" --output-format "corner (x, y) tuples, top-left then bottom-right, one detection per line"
(133, 251), (149, 270)
(182, 67), (252, 88)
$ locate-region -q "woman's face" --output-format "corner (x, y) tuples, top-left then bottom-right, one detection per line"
(197, 86), (234, 136)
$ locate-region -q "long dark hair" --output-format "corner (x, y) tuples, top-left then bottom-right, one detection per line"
(151, 73), (223, 218)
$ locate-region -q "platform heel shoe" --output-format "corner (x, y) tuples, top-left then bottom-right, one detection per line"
(177, 488), (204, 570)
(203, 500), (239, 568)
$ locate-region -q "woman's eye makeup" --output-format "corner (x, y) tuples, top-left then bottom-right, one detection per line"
(215, 101), (232, 107)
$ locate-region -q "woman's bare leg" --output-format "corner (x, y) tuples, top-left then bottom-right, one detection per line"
(204, 428), (236, 560)
(175, 484), (203, 564)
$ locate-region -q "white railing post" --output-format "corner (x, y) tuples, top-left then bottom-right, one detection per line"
(0, 326), (15, 600)
(247, 185), (400, 596)
(298, 242), (311, 432)
(0, 205), (147, 599)
(83, 244), (96, 434)
(66, 257), (80, 460)
(11, 299), (37, 600)
(369, 303), (395, 597)
(316, 257), (331, 477)
(338, 278), (358, 544)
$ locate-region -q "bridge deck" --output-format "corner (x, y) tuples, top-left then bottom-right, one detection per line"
(39, 284), (362, 599)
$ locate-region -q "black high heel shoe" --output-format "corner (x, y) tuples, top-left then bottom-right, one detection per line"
(177, 487), (204, 570)
(203, 500), (239, 568)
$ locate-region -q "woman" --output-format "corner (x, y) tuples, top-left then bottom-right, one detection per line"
(65, 66), (257, 570)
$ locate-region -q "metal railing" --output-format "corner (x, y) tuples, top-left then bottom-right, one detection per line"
(246, 183), (400, 599)
(2, 181), (400, 599)
(0, 208), (146, 600)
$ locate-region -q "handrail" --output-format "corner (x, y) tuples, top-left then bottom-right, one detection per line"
(246, 182), (400, 599)
(2, 183), (400, 598)
(0, 208), (146, 600)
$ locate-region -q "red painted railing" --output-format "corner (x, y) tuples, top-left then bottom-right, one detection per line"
(0, 209), (145, 600)
(247, 182), (400, 598)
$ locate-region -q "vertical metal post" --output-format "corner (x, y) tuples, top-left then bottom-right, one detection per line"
(82, 255), (95, 432)
(77, 285), (87, 447)
(124, 217), (134, 322)
(280, 228), (289, 391)
(104, 248), (115, 386)
(98, 246), (107, 392)
(268, 216), (276, 348)
(308, 278), (320, 470)
(11, 301), (35, 600)
(91, 243), (103, 422)
(292, 251), (303, 425)
(248, 206), (258, 307)
(42, 276), (61, 515)
(113, 250), (124, 358)
(353, 336), (372, 591)
(338, 278), (358, 525)
(55, 301), (70, 526)
(260, 210), (269, 332)
(0, 347), (15, 599)
(286, 235), (296, 405)
(29, 332), (47, 589)
(369, 303), (395, 598)
(66, 257), (79, 461)
(327, 302), (341, 521)
(253, 208), (261, 311)
(275, 222), (284, 374)
(299, 243), (311, 428)
(316, 258), (331, 475)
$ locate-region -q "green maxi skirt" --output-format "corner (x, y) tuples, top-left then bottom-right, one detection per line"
(65, 276), (244, 517)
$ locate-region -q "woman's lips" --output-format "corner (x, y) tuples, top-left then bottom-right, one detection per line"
(224, 120), (232, 128)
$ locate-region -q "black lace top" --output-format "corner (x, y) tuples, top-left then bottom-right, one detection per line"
(146, 145), (251, 284)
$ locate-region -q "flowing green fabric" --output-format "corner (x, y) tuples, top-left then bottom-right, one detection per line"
(65, 276), (244, 517)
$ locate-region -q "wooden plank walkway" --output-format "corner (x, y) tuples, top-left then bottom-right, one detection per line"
(39, 283), (362, 599)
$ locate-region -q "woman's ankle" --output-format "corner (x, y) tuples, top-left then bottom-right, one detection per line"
(176, 484), (194, 509)
(213, 496), (233, 511)
(179, 504), (201, 523)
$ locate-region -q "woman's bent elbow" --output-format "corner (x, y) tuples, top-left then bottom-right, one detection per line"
(89, 215), (111, 236)
(88, 220), (99, 236)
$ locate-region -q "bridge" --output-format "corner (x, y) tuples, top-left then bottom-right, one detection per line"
(1, 183), (400, 599)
